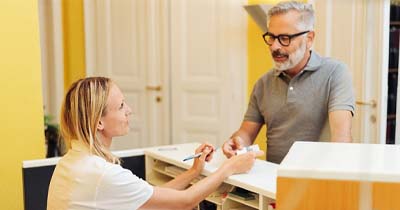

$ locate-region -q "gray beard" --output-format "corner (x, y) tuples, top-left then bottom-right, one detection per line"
(273, 40), (307, 73)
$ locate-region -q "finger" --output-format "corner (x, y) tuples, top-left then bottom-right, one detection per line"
(200, 147), (212, 160)
(206, 145), (216, 161)
(195, 143), (207, 154)
(205, 151), (214, 162)
(222, 148), (235, 158)
(222, 142), (233, 156)
(206, 144), (215, 153)
(249, 150), (264, 158)
(201, 142), (215, 152)
(232, 136), (244, 150)
(222, 141), (231, 151)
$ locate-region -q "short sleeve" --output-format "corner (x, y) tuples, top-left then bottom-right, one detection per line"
(244, 80), (265, 123)
(96, 164), (153, 210)
(328, 62), (355, 115)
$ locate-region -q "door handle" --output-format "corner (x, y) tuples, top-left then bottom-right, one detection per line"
(146, 85), (162, 91)
(356, 99), (376, 108)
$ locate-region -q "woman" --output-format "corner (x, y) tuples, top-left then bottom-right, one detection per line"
(47, 77), (263, 210)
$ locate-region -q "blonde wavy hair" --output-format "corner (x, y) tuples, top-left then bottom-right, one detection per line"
(60, 77), (120, 164)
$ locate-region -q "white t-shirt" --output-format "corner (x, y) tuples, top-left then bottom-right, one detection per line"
(47, 140), (153, 210)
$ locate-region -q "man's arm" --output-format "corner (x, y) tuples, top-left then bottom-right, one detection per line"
(231, 121), (263, 145)
(222, 121), (263, 158)
(329, 110), (352, 142)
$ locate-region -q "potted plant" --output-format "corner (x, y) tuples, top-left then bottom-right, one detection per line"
(44, 114), (66, 157)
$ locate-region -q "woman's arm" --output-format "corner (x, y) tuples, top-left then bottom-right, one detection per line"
(139, 150), (263, 210)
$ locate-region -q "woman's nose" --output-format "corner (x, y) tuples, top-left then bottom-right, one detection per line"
(126, 105), (132, 116)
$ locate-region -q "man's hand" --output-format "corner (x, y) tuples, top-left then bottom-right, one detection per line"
(222, 136), (244, 158)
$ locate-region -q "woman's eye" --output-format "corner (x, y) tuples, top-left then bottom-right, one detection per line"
(120, 102), (124, 109)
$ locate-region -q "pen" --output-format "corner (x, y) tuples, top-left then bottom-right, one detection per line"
(182, 152), (203, 161)
(182, 147), (218, 162)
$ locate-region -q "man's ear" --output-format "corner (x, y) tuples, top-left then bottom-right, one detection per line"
(306, 31), (315, 49)
(97, 120), (105, 131)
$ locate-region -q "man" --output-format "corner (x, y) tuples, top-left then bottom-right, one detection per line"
(222, 1), (355, 164)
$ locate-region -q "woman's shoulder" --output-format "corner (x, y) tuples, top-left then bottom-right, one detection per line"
(99, 162), (152, 193)
(102, 162), (139, 181)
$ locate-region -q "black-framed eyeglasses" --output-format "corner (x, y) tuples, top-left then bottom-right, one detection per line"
(262, 31), (309, 47)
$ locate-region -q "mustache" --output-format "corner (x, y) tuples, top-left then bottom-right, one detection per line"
(272, 50), (288, 57)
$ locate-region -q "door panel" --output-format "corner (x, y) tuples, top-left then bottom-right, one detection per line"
(84, 0), (169, 150)
(170, 0), (247, 147)
(85, 0), (247, 149)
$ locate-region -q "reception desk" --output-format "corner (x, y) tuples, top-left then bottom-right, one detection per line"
(145, 143), (278, 210)
(276, 141), (400, 210)
(22, 142), (278, 210)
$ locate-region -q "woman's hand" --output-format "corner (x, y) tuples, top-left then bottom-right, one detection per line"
(190, 143), (215, 175)
(220, 150), (264, 176)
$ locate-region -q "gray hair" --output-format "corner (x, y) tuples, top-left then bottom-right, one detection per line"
(267, 1), (314, 31)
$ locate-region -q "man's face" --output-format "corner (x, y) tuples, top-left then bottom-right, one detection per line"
(267, 11), (311, 71)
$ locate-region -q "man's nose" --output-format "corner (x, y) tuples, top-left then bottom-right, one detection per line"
(269, 38), (282, 51)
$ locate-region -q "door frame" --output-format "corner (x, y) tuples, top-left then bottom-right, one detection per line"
(311, 0), (390, 144)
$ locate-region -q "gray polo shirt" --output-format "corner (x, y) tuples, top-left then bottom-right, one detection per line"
(244, 51), (355, 164)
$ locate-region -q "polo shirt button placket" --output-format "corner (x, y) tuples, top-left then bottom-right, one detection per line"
(287, 83), (296, 103)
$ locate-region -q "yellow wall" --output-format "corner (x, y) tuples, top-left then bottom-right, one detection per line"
(247, 0), (282, 156)
(0, 1), (45, 209)
(63, 0), (86, 90)
(247, 0), (307, 158)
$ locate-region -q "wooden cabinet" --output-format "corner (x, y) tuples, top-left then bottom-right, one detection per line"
(276, 141), (400, 210)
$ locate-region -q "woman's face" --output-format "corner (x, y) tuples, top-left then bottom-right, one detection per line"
(98, 83), (132, 141)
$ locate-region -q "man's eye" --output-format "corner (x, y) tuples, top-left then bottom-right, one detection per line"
(280, 36), (290, 41)
(120, 102), (124, 109)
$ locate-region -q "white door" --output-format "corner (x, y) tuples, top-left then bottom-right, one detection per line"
(38, 0), (64, 124)
(84, 0), (170, 150)
(84, 0), (247, 149)
(311, 0), (390, 143)
(170, 0), (247, 147)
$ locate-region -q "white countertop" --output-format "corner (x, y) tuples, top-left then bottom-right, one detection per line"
(278, 141), (400, 183)
(145, 143), (278, 199)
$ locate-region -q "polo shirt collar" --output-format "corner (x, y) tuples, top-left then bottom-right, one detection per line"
(273, 50), (322, 77)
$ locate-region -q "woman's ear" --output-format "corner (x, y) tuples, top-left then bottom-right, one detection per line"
(97, 120), (105, 131)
